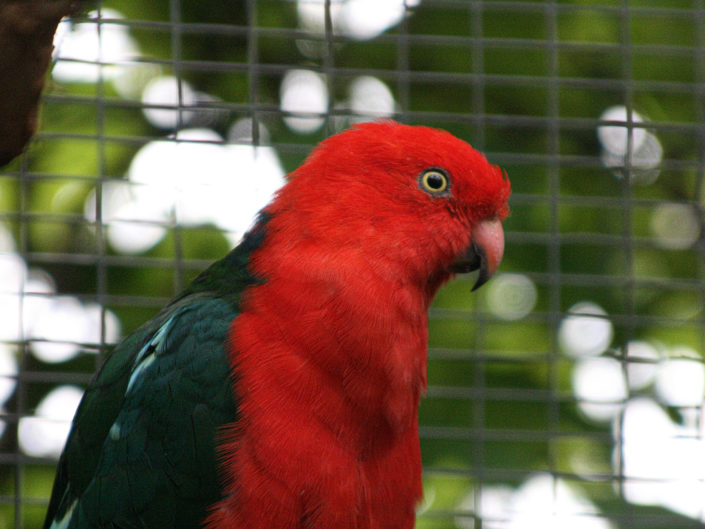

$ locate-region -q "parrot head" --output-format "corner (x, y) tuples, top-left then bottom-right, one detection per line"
(262, 120), (510, 296)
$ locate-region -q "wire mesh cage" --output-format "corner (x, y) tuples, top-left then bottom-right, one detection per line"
(1, 1), (705, 528)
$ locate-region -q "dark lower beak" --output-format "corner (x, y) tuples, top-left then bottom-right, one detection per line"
(450, 242), (489, 291)
(450, 218), (505, 292)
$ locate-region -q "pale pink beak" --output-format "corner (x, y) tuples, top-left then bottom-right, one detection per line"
(450, 218), (505, 291)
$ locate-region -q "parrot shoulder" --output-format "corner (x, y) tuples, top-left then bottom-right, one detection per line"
(43, 218), (269, 529)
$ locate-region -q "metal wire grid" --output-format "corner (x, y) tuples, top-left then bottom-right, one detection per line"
(1, 1), (705, 528)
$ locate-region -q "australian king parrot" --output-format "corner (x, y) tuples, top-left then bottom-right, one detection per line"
(43, 120), (511, 529)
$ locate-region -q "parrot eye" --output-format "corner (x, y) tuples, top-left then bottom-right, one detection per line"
(419, 169), (450, 196)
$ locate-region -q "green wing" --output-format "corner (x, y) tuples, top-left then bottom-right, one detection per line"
(43, 218), (267, 529)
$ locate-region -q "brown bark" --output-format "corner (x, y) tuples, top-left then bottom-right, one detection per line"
(0, 0), (80, 166)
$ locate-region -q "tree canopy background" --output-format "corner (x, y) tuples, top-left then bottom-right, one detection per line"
(1, 1), (704, 528)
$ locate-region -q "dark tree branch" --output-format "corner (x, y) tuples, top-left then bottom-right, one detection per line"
(0, 0), (81, 167)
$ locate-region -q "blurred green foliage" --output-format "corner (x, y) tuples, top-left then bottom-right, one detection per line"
(1, 1), (704, 529)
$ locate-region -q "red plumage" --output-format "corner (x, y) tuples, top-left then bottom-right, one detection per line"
(206, 121), (510, 529)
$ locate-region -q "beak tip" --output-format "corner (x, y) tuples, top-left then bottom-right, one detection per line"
(454, 217), (505, 293)
(471, 273), (489, 292)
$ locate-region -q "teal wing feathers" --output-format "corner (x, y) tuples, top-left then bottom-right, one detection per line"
(43, 217), (268, 529)
(44, 298), (239, 529)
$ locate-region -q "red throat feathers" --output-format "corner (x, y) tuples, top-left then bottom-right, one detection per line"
(206, 121), (511, 529)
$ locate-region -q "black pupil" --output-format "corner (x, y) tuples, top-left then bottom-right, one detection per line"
(427, 173), (444, 189)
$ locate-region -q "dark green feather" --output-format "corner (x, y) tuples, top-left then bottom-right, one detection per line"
(43, 216), (268, 529)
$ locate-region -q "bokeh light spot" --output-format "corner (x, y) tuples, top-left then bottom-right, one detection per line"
(654, 352), (705, 407)
(141, 76), (198, 130)
(597, 106), (662, 185)
(280, 69), (329, 134)
(598, 106), (647, 156)
(573, 357), (627, 423)
(558, 302), (613, 357)
(486, 273), (538, 321)
(348, 76), (396, 120)
(468, 474), (614, 529)
(52, 9), (139, 84)
(650, 203), (700, 250)
(0, 343), (17, 408)
(86, 127), (285, 253)
(30, 297), (91, 363)
(296, 0), (420, 41)
(18, 385), (84, 458)
(623, 340), (660, 391)
(618, 397), (705, 521)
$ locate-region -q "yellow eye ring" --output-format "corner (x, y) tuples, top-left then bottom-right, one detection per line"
(419, 169), (450, 195)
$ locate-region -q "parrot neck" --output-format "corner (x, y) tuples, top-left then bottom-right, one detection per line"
(232, 223), (435, 449)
